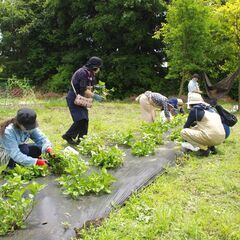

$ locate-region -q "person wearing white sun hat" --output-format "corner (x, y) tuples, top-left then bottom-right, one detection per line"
(181, 92), (225, 156)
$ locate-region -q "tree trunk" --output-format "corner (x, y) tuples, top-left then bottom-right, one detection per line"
(178, 74), (187, 97)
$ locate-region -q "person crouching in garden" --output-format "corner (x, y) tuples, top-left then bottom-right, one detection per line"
(0, 108), (54, 168)
(62, 56), (104, 145)
(136, 91), (181, 123)
(181, 93), (225, 156)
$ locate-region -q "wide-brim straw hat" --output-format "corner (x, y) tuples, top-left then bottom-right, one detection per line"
(187, 93), (209, 105)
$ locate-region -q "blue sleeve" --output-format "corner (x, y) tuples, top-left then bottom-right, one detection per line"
(2, 129), (37, 166)
(30, 128), (52, 153)
(184, 108), (205, 128)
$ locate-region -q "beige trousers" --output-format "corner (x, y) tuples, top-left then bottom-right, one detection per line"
(181, 128), (209, 150)
(139, 94), (156, 122)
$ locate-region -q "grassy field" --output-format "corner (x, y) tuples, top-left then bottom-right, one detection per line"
(0, 98), (239, 240)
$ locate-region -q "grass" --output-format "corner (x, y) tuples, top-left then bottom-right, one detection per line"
(0, 98), (239, 240)
(78, 135), (240, 239)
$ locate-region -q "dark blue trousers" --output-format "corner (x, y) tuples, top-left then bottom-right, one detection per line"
(7, 144), (42, 168)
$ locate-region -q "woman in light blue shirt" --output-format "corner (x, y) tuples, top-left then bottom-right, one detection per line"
(0, 108), (54, 168)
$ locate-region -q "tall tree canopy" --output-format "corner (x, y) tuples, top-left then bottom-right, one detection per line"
(0, 0), (167, 97)
(156, 0), (212, 96)
(0, 0), (239, 99)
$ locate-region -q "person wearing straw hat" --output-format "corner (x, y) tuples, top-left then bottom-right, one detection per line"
(181, 92), (225, 156)
(135, 91), (181, 123)
(0, 108), (54, 168)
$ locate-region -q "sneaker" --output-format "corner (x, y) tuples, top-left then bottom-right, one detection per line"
(62, 134), (78, 145)
(209, 146), (217, 154)
(181, 142), (200, 152)
(196, 148), (210, 157)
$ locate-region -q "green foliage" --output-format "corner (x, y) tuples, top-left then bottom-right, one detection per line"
(57, 168), (116, 199)
(105, 131), (134, 146)
(131, 134), (156, 157)
(169, 128), (183, 142)
(44, 147), (116, 199)
(140, 121), (165, 145)
(0, 176), (45, 235)
(77, 134), (105, 156)
(90, 146), (125, 169)
(94, 81), (115, 100)
(5, 164), (49, 181)
(7, 75), (35, 99)
(0, 0), (167, 97)
(157, 0), (213, 95)
(47, 65), (73, 92)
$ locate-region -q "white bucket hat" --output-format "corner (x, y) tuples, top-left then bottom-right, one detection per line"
(187, 93), (208, 105)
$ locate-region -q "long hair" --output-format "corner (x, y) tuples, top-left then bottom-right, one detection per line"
(0, 118), (17, 136)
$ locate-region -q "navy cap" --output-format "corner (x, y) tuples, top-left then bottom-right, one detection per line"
(16, 108), (37, 130)
(167, 98), (178, 109)
(85, 56), (103, 70)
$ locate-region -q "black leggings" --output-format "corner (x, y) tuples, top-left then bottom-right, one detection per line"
(7, 144), (41, 169)
(64, 119), (89, 140)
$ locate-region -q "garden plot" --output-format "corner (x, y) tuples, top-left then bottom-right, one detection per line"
(1, 142), (178, 240)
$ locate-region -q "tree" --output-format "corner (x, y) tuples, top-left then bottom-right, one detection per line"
(213, 0), (240, 109)
(156, 0), (212, 96)
(0, 0), (63, 84)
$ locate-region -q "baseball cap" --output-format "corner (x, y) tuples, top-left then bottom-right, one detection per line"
(16, 108), (37, 130)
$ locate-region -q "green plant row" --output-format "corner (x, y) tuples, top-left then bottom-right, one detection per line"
(0, 167), (45, 236)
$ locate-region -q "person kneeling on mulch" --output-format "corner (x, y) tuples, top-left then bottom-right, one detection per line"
(181, 93), (225, 156)
(0, 108), (54, 168)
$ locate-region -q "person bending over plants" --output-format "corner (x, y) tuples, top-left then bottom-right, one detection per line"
(135, 91), (182, 123)
(0, 108), (54, 168)
(181, 93), (225, 156)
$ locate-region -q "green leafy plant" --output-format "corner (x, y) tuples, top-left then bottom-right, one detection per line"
(140, 121), (165, 145)
(0, 177), (45, 235)
(105, 131), (134, 146)
(7, 75), (35, 99)
(57, 168), (116, 199)
(77, 134), (105, 156)
(131, 134), (156, 157)
(170, 128), (183, 142)
(5, 165), (49, 181)
(90, 146), (125, 168)
(94, 81), (115, 99)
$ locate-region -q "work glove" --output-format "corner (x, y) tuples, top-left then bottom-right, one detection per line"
(46, 147), (55, 158)
(36, 159), (47, 166)
(92, 94), (104, 102)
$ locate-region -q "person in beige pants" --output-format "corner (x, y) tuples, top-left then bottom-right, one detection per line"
(136, 91), (176, 123)
(181, 93), (225, 156)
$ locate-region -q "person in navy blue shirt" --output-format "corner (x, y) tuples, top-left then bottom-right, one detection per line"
(62, 56), (104, 145)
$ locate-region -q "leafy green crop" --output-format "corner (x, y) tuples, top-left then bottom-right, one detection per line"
(170, 128), (183, 142)
(90, 146), (125, 168)
(105, 131), (134, 146)
(131, 134), (156, 157)
(5, 164), (49, 181)
(57, 168), (116, 199)
(77, 134), (105, 156)
(0, 177), (45, 236)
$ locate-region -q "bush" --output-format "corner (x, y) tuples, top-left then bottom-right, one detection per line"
(46, 65), (73, 92)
